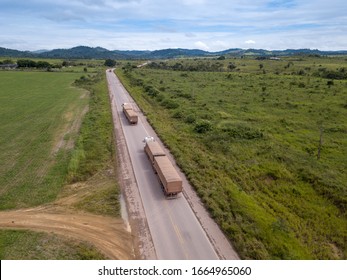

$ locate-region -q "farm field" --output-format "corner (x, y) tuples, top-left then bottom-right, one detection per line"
(0, 69), (131, 259)
(116, 56), (347, 259)
(0, 71), (87, 209)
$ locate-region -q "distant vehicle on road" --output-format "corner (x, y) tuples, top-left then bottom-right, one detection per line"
(122, 103), (138, 124)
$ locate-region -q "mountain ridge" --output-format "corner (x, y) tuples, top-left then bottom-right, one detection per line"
(1, 46), (347, 60)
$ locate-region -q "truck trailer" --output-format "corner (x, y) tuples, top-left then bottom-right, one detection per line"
(144, 140), (166, 163)
(143, 137), (182, 198)
(153, 156), (183, 198)
(122, 103), (138, 124)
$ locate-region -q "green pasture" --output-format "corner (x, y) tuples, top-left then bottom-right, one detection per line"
(116, 56), (347, 259)
(0, 71), (87, 209)
(0, 69), (119, 259)
(0, 70), (117, 211)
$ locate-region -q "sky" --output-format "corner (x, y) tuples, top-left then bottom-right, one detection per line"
(0, 0), (346, 52)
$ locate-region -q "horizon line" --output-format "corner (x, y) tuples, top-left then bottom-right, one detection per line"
(2, 45), (347, 54)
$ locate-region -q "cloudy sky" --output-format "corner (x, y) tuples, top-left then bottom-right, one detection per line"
(0, 0), (346, 51)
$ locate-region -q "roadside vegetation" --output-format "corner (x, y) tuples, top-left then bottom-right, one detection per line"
(67, 71), (120, 216)
(0, 61), (121, 259)
(116, 55), (347, 259)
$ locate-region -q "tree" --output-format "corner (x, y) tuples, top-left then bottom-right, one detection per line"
(17, 59), (37, 68)
(36, 61), (52, 69)
(2, 59), (14, 64)
(62, 60), (76, 67)
(104, 59), (116, 67)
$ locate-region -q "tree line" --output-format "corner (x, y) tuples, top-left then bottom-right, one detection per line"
(16, 59), (53, 69)
(0, 59), (58, 69)
(1, 59), (117, 68)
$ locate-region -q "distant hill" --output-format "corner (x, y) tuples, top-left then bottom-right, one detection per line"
(0, 47), (34, 58)
(1, 46), (347, 60)
(37, 46), (119, 59)
(148, 48), (210, 58)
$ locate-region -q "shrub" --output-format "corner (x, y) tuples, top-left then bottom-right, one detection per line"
(327, 80), (334, 87)
(172, 110), (183, 119)
(228, 63), (237, 71)
(297, 69), (306, 76)
(144, 85), (159, 97)
(155, 93), (164, 102)
(177, 92), (193, 100)
(161, 99), (179, 109)
(194, 120), (212, 133)
(36, 61), (52, 69)
(221, 124), (264, 140)
(185, 114), (196, 124)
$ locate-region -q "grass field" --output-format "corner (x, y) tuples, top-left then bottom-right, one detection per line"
(0, 68), (120, 259)
(116, 56), (347, 259)
(0, 71), (87, 209)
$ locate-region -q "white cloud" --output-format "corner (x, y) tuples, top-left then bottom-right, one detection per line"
(194, 41), (209, 50)
(245, 40), (256, 44)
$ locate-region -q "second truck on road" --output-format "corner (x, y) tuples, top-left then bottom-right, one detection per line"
(122, 103), (138, 124)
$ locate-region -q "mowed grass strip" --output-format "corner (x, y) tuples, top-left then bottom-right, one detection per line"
(0, 71), (87, 209)
(116, 57), (347, 259)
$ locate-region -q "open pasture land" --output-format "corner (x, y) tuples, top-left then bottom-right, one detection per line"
(0, 71), (88, 209)
(0, 70), (131, 259)
(117, 56), (347, 259)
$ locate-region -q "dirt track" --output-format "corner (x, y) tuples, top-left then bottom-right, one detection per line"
(0, 204), (133, 259)
(0, 174), (135, 260)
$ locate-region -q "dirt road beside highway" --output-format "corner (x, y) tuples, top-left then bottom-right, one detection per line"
(0, 179), (134, 260)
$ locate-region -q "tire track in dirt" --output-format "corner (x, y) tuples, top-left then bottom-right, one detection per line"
(0, 206), (133, 260)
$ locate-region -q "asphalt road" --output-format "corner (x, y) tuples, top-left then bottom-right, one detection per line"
(106, 70), (220, 260)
